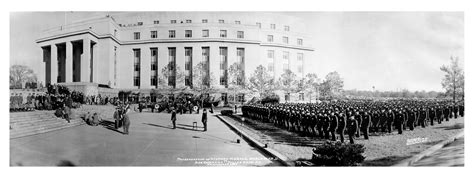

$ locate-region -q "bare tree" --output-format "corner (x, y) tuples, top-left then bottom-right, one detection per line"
(320, 71), (344, 99)
(10, 65), (37, 89)
(248, 65), (275, 98)
(440, 56), (464, 102)
(227, 62), (248, 105)
(304, 73), (321, 102)
(278, 70), (298, 102)
(158, 63), (185, 95)
(192, 61), (217, 106)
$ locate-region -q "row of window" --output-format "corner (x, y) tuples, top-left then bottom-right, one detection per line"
(132, 47), (245, 88)
(141, 19), (290, 31)
(134, 30), (303, 46)
(267, 50), (304, 74)
(133, 30), (244, 40)
(267, 35), (303, 45)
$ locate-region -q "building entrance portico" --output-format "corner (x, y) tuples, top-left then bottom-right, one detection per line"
(42, 37), (96, 85)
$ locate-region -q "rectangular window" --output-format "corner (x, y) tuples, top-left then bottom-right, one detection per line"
(256, 22), (261, 28)
(186, 19), (192, 23)
(237, 31), (244, 39)
(133, 49), (141, 86)
(297, 53), (303, 62)
(171, 20), (177, 24)
(297, 53), (303, 74)
(114, 46), (117, 86)
(283, 36), (289, 44)
(202, 47), (210, 86)
(235, 21), (241, 24)
(237, 94), (245, 103)
(168, 48), (176, 87)
(202, 30), (209, 37)
(185, 47), (193, 87)
(267, 50), (275, 72)
(299, 93), (304, 101)
(169, 30), (175, 38)
(220, 30), (227, 38)
(185, 30), (192, 38)
(134, 32), (140, 40)
(237, 48), (245, 86)
(284, 25), (290, 31)
(202, 19), (208, 23)
(267, 35), (273, 42)
(297, 38), (303, 45)
(219, 19), (225, 24)
(270, 24), (276, 29)
(151, 31), (157, 38)
(283, 51), (290, 71)
(150, 48), (158, 86)
(154, 20), (159, 24)
(267, 50), (274, 59)
(219, 47), (228, 86)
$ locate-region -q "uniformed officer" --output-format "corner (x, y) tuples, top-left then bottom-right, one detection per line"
(347, 115), (359, 144)
(337, 112), (347, 143)
(386, 109), (395, 133)
(202, 108), (208, 131)
(123, 104), (131, 134)
(329, 111), (338, 141)
(171, 108), (177, 129)
(361, 111), (371, 139)
(395, 110), (404, 134)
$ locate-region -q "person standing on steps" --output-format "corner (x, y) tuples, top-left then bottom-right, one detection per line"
(202, 108), (208, 131)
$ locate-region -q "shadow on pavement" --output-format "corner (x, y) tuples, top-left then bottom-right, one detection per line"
(143, 123), (173, 129)
(57, 160), (76, 166)
(100, 120), (124, 135)
(434, 123), (464, 130)
(362, 155), (412, 166)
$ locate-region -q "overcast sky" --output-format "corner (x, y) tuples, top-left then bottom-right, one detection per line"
(10, 12), (463, 92)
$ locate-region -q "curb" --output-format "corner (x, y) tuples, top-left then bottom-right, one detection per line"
(215, 114), (293, 166)
(394, 131), (464, 166)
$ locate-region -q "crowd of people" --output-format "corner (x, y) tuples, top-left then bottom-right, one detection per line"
(242, 99), (464, 144)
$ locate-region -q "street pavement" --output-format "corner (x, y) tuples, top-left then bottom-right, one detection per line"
(411, 136), (464, 166)
(10, 111), (281, 166)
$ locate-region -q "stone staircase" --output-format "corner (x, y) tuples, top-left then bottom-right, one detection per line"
(10, 111), (85, 139)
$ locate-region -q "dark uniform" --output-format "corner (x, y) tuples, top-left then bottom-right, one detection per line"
(361, 111), (371, 139)
(171, 109), (177, 129)
(329, 112), (338, 141)
(337, 112), (347, 143)
(347, 116), (359, 144)
(202, 109), (208, 131)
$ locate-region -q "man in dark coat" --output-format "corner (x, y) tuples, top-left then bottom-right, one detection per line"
(202, 109), (208, 131)
(337, 112), (347, 143)
(347, 115), (359, 144)
(123, 105), (131, 135)
(329, 111), (338, 141)
(361, 111), (371, 139)
(171, 108), (177, 129)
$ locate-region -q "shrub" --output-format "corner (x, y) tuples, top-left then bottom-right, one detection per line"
(261, 94), (280, 105)
(221, 110), (234, 116)
(311, 141), (365, 166)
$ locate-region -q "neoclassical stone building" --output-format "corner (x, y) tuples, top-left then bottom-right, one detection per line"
(36, 12), (314, 102)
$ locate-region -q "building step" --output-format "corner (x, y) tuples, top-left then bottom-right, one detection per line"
(10, 119), (84, 139)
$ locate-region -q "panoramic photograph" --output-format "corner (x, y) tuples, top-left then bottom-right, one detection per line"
(9, 11), (464, 167)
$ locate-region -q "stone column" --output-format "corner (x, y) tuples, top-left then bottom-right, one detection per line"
(82, 37), (91, 82)
(65, 41), (73, 82)
(51, 44), (58, 84)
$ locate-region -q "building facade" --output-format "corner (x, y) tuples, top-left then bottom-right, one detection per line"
(36, 12), (314, 102)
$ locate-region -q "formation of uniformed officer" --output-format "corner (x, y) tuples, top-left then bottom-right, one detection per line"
(241, 99), (464, 144)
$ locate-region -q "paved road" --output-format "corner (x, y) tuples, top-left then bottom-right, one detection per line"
(412, 136), (464, 166)
(10, 111), (281, 166)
